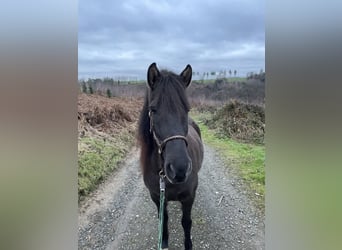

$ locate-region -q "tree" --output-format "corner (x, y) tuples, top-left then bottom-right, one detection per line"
(104, 77), (114, 85)
(234, 70), (237, 76)
(89, 85), (94, 94)
(106, 89), (112, 98)
(229, 69), (232, 77)
(81, 82), (87, 93)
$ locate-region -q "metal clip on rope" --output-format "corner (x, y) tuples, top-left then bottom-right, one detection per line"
(159, 175), (165, 191)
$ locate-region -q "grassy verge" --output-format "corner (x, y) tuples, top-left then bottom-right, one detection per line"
(78, 131), (134, 201)
(192, 111), (265, 199)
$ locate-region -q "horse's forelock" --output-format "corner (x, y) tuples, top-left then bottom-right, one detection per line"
(150, 71), (190, 114)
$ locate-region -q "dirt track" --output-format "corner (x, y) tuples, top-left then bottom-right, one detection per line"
(78, 144), (264, 250)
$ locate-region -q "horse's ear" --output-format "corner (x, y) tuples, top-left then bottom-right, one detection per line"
(180, 64), (192, 87)
(147, 62), (160, 89)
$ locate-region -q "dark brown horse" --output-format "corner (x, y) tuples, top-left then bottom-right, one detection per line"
(138, 63), (204, 249)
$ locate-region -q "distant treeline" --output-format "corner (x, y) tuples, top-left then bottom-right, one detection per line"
(246, 71), (265, 82)
(79, 72), (265, 106)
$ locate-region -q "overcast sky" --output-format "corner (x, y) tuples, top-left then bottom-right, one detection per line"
(79, 0), (264, 80)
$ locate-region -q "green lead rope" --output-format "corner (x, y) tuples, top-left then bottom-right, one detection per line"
(158, 176), (165, 250)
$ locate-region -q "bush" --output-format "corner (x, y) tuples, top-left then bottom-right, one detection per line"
(206, 101), (265, 144)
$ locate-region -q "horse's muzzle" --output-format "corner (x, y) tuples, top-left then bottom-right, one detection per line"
(165, 160), (192, 184)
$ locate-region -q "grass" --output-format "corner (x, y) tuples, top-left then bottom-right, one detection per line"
(78, 131), (134, 201)
(191, 111), (265, 199)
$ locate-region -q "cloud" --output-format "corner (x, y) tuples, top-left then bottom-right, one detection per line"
(78, 0), (264, 79)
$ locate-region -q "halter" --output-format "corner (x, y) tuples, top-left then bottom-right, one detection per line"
(148, 110), (188, 155)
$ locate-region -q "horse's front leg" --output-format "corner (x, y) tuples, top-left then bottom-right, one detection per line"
(151, 193), (169, 249)
(181, 198), (194, 250)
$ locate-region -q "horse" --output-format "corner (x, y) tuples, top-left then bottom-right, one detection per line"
(137, 62), (204, 250)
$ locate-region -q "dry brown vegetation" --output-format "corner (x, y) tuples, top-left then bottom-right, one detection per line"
(78, 93), (143, 138)
(78, 77), (265, 145)
(188, 79), (265, 106)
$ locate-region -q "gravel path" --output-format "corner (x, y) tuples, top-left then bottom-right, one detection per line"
(78, 144), (264, 250)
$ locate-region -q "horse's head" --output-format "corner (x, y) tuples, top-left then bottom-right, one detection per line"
(147, 62), (193, 184)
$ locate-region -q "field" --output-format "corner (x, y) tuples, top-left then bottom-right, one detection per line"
(78, 76), (265, 202)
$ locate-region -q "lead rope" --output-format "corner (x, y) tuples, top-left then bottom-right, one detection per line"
(158, 171), (166, 250)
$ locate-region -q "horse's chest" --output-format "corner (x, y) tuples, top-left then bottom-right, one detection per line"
(143, 173), (193, 201)
(165, 185), (191, 201)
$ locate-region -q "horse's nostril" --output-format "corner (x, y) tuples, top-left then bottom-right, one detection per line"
(170, 164), (176, 173)
(188, 161), (193, 174)
(167, 164), (176, 179)
(166, 161), (191, 183)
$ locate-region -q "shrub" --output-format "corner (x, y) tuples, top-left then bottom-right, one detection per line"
(206, 101), (265, 144)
